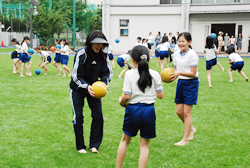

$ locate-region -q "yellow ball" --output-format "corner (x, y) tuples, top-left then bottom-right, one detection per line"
(121, 93), (129, 106)
(92, 81), (108, 98)
(160, 68), (175, 83)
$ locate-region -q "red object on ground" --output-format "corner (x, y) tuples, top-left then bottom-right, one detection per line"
(1, 41), (4, 47)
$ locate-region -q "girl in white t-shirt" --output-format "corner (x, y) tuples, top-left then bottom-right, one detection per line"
(204, 36), (224, 88)
(171, 32), (199, 146)
(57, 39), (72, 77)
(11, 38), (23, 74)
(20, 36), (33, 77)
(229, 35), (236, 47)
(226, 46), (248, 82)
(35, 47), (52, 75)
(117, 45), (163, 168)
(159, 36), (172, 70)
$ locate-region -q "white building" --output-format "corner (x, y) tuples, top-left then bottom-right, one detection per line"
(102, 0), (250, 53)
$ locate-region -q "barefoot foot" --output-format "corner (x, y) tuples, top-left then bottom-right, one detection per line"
(90, 147), (99, 153)
(20, 75), (25, 77)
(118, 76), (122, 78)
(222, 67), (224, 72)
(174, 139), (189, 146)
(229, 80), (233, 82)
(44, 73), (48, 75)
(62, 75), (66, 77)
(78, 149), (87, 154)
(188, 128), (197, 140)
(209, 85), (212, 89)
(68, 73), (72, 77)
(246, 78), (248, 82)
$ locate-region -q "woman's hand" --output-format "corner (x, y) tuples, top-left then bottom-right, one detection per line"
(88, 85), (95, 97)
(38, 64), (40, 67)
(170, 70), (181, 81)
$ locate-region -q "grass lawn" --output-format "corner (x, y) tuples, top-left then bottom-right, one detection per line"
(0, 48), (16, 53)
(0, 53), (249, 167)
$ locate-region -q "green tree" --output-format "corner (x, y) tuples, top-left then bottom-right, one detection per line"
(32, 4), (69, 45)
(89, 7), (102, 32)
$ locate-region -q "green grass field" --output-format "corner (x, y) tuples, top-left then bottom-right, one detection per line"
(0, 53), (249, 167)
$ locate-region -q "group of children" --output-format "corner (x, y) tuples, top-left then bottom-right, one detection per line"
(11, 37), (74, 77)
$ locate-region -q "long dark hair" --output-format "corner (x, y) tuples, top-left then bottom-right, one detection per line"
(178, 32), (192, 49)
(21, 36), (30, 45)
(11, 38), (20, 45)
(171, 36), (176, 44)
(61, 39), (68, 46)
(205, 36), (214, 49)
(131, 45), (152, 93)
(85, 30), (109, 59)
(161, 36), (168, 44)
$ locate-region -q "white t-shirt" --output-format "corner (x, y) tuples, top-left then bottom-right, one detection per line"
(123, 69), (163, 104)
(173, 48), (199, 79)
(142, 43), (148, 48)
(228, 53), (243, 62)
(119, 54), (130, 62)
(174, 43), (180, 52)
(160, 42), (170, 51)
(135, 42), (142, 46)
(204, 45), (217, 61)
(147, 35), (153, 43)
(229, 38), (235, 44)
(15, 44), (22, 53)
(40, 50), (49, 59)
(61, 45), (69, 56)
(22, 42), (28, 53)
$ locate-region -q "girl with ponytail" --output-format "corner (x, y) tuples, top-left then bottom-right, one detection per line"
(117, 45), (164, 168)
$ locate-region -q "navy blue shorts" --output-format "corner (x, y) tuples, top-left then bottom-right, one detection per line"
(44, 56), (51, 63)
(20, 53), (30, 63)
(160, 51), (169, 60)
(231, 61), (244, 71)
(11, 51), (18, 59)
(155, 50), (160, 57)
(175, 78), (199, 105)
(108, 53), (114, 60)
(61, 55), (69, 65)
(123, 103), (156, 139)
(206, 58), (217, 70)
(117, 57), (125, 67)
(54, 53), (61, 63)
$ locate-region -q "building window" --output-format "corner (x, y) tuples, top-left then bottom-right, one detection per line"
(160, 0), (182, 4)
(120, 20), (129, 37)
(191, 0), (245, 3)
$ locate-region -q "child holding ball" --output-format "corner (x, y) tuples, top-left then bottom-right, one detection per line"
(204, 36), (224, 88)
(19, 36), (32, 77)
(70, 30), (113, 154)
(35, 47), (51, 75)
(116, 45), (163, 168)
(11, 38), (23, 74)
(171, 32), (199, 146)
(226, 46), (248, 82)
(57, 39), (72, 77)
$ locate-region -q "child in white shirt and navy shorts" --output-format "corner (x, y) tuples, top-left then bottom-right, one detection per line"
(116, 45), (163, 168)
(226, 46), (248, 82)
(117, 50), (132, 78)
(171, 32), (199, 146)
(35, 47), (51, 75)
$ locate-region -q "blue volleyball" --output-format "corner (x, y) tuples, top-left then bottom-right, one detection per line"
(56, 44), (61, 49)
(74, 49), (78, 52)
(115, 39), (120, 43)
(28, 48), (34, 54)
(35, 69), (41, 75)
(210, 33), (217, 40)
(28, 55), (32, 59)
(150, 42), (154, 46)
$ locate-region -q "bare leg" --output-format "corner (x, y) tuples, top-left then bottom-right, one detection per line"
(62, 64), (71, 77)
(118, 66), (126, 78)
(238, 48), (241, 54)
(216, 62), (224, 71)
(26, 61), (32, 76)
(116, 132), (131, 168)
(139, 137), (150, 168)
(207, 69), (212, 88)
(238, 70), (248, 81)
(111, 60), (115, 69)
(160, 59), (164, 71)
(228, 68), (233, 82)
(175, 104), (193, 146)
(167, 56), (170, 68)
(20, 62), (25, 77)
(176, 104), (184, 122)
(43, 62), (48, 75)
(157, 57), (160, 67)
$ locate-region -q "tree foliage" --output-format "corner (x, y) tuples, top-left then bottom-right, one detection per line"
(89, 8), (102, 32)
(32, 4), (69, 45)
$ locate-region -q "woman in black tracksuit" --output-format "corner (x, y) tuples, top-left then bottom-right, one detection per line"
(69, 30), (113, 154)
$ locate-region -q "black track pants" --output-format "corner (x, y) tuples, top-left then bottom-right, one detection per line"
(70, 89), (104, 150)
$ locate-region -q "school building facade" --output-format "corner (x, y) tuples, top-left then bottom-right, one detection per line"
(102, 0), (250, 53)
